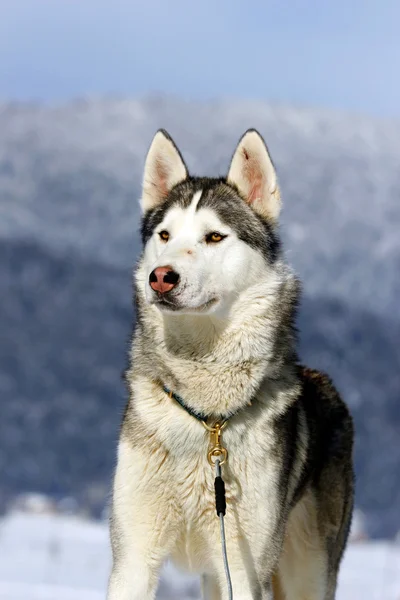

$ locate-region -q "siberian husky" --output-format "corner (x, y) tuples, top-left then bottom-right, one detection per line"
(107, 129), (354, 599)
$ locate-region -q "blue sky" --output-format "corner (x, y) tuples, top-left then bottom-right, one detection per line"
(1, 0), (399, 116)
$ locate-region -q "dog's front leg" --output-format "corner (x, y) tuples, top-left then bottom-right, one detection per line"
(215, 567), (273, 600)
(107, 438), (177, 600)
(207, 510), (281, 600)
(202, 573), (222, 600)
(108, 555), (159, 600)
(208, 543), (274, 600)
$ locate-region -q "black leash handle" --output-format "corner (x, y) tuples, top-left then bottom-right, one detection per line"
(214, 475), (226, 516)
(214, 459), (227, 516)
(213, 460), (233, 598)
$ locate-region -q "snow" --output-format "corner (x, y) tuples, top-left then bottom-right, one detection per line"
(0, 512), (399, 599)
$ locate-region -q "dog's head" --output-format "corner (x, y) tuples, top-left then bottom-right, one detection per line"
(138, 129), (282, 315)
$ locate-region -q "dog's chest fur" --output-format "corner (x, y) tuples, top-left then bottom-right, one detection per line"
(123, 377), (291, 574)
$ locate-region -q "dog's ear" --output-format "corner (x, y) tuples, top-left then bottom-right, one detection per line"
(141, 129), (188, 212)
(227, 129), (281, 221)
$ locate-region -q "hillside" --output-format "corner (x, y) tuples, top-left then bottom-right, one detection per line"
(0, 97), (399, 536)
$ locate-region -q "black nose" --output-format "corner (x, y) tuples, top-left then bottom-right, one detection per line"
(149, 266), (180, 294)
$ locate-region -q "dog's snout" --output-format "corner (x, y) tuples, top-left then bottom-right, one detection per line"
(149, 266), (180, 294)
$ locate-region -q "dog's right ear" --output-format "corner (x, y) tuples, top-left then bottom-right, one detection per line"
(141, 129), (188, 213)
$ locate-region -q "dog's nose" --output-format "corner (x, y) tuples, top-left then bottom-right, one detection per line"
(149, 266), (180, 294)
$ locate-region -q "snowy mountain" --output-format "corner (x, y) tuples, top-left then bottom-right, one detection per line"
(0, 97), (399, 536)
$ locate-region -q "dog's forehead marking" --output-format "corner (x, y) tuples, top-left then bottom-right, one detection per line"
(165, 190), (205, 233)
(180, 190), (201, 228)
(165, 189), (234, 240)
(180, 191), (228, 236)
(179, 190), (203, 226)
(188, 190), (203, 214)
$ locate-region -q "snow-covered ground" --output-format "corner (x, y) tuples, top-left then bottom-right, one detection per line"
(0, 512), (399, 599)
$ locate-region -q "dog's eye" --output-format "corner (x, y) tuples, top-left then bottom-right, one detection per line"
(158, 230), (170, 242)
(206, 232), (226, 243)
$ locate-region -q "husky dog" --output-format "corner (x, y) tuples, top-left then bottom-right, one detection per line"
(107, 129), (354, 600)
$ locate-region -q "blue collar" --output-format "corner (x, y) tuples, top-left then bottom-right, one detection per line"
(163, 385), (210, 423)
(163, 384), (247, 425)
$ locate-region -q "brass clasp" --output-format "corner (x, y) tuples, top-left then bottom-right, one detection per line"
(202, 420), (228, 466)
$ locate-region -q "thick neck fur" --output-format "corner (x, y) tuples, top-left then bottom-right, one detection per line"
(129, 260), (301, 419)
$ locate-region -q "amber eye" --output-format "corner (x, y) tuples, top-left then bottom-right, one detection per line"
(159, 230), (170, 242)
(206, 231), (226, 243)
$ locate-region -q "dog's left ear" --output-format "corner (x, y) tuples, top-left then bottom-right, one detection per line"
(227, 129), (281, 221)
(141, 129), (188, 213)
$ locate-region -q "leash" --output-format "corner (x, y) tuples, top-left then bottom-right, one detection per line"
(203, 418), (232, 597)
(164, 385), (234, 599)
(214, 457), (233, 600)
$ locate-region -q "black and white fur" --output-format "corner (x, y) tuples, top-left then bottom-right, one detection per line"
(107, 129), (354, 600)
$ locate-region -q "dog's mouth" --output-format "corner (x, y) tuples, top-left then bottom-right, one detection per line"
(154, 296), (218, 313)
